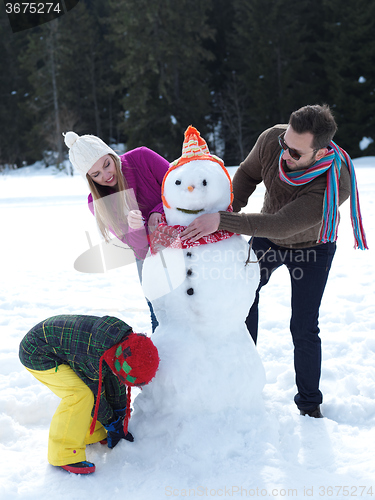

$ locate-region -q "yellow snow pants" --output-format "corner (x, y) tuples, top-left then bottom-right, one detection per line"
(26, 364), (107, 466)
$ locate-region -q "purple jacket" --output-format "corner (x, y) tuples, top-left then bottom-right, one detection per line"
(88, 147), (170, 259)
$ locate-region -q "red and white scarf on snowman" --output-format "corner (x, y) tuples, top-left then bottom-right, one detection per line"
(149, 207), (235, 255)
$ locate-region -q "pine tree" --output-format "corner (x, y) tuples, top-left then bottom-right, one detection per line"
(106, 0), (215, 160)
(58, 0), (123, 143)
(3, 0), (373, 166)
(322, 0), (375, 157)
(17, 0), (123, 167)
(222, 0), (327, 163)
(18, 19), (66, 166)
(204, 0), (240, 163)
(0, 12), (33, 166)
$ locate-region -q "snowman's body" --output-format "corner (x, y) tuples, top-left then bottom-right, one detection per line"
(137, 156), (265, 418)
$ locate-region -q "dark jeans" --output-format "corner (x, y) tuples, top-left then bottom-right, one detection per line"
(136, 258), (159, 332)
(246, 237), (336, 411)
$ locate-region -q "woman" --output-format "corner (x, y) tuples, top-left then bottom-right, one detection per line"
(64, 132), (170, 330)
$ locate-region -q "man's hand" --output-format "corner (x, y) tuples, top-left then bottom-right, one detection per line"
(180, 213), (220, 242)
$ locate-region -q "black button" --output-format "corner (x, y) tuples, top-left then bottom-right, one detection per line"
(187, 269), (193, 276)
(187, 288), (194, 295)
(186, 252), (192, 257)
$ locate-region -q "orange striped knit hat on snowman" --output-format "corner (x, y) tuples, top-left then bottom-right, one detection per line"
(162, 126), (233, 208)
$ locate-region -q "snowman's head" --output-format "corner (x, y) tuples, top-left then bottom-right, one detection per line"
(162, 159), (232, 226)
(162, 126), (233, 226)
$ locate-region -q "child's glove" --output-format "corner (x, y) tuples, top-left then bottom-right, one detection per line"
(114, 407), (126, 419)
(103, 416), (127, 449)
(114, 408), (134, 442)
(104, 410), (134, 448)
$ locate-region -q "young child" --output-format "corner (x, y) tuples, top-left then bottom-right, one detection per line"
(19, 314), (159, 474)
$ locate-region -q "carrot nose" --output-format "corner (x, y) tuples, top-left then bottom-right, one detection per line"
(188, 185), (194, 192)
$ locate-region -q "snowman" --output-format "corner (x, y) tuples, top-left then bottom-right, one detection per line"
(132, 127), (265, 429)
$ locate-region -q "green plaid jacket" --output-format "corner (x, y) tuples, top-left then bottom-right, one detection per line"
(19, 315), (132, 426)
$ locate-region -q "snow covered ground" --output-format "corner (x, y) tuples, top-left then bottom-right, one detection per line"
(0, 158), (374, 499)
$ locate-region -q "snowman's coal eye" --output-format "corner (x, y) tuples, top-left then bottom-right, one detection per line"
(202, 179), (207, 186)
(175, 180), (181, 185)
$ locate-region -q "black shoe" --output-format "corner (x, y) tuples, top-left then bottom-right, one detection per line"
(300, 405), (323, 418)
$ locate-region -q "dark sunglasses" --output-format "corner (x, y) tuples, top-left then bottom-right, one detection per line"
(278, 133), (318, 161)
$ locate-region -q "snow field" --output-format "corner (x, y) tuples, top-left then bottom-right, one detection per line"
(0, 161), (374, 499)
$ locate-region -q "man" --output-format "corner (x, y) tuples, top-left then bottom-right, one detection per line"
(181, 104), (367, 418)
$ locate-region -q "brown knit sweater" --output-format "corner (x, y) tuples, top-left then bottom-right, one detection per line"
(219, 125), (351, 249)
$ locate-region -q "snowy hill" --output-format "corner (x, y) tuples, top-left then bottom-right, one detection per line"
(0, 159), (374, 499)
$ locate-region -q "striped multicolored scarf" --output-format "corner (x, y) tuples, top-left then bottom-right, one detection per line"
(278, 142), (368, 249)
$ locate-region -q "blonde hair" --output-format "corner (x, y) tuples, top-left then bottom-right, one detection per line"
(87, 154), (131, 242)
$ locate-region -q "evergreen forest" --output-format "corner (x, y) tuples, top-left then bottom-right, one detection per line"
(1, 0), (375, 168)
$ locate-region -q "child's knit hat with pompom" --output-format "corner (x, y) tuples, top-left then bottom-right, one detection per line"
(90, 331), (159, 436)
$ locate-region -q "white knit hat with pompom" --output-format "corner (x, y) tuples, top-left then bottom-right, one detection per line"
(63, 131), (120, 177)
